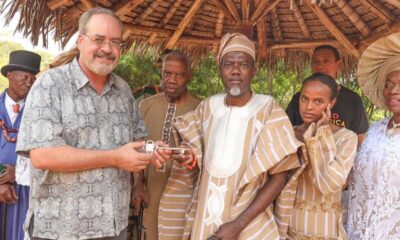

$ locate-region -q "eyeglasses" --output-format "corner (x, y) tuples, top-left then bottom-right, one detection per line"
(81, 33), (125, 49)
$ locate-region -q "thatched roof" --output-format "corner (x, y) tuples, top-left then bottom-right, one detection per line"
(1, 0), (400, 75)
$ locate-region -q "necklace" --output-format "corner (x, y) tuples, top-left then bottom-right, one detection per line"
(387, 119), (400, 137)
(0, 119), (18, 143)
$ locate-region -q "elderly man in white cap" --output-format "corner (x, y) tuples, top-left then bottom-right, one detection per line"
(157, 33), (303, 240)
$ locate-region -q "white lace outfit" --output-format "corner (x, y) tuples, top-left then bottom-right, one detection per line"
(347, 117), (400, 239)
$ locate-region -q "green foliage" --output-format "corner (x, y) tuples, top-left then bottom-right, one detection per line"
(189, 56), (223, 99)
(339, 74), (388, 122)
(114, 52), (161, 91)
(0, 40), (25, 92)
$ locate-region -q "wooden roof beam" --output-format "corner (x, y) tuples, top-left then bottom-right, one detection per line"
(359, 21), (400, 51)
(215, 11), (225, 37)
(125, 24), (173, 36)
(271, 8), (282, 41)
(291, 1), (311, 39)
(251, 0), (283, 25)
(386, 0), (400, 9)
(134, 0), (162, 24)
(223, 0), (241, 22)
(254, 0), (268, 62)
(179, 36), (220, 45)
(126, 32), (220, 45)
(256, 19), (268, 62)
(241, 0), (251, 21)
(269, 39), (350, 49)
(165, 0), (204, 49)
(304, 0), (360, 58)
(115, 0), (146, 19)
(147, 0), (184, 47)
(159, 0), (184, 27)
(271, 7), (286, 57)
(47, 0), (74, 11)
(358, 0), (395, 24)
(211, 0), (237, 22)
(80, 0), (95, 10)
(333, 0), (371, 37)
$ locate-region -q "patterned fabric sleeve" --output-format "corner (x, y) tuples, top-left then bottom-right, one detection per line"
(16, 71), (66, 157)
(129, 93), (148, 140)
(303, 124), (357, 195)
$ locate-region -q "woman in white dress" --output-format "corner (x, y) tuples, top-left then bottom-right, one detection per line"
(347, 32), (400, 239)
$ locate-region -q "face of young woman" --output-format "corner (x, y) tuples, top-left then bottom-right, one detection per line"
(299, 80), (336, 124)
(383, 70), (400, 116)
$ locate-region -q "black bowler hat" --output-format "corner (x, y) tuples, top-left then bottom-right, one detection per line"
(1, 50), (41, 77)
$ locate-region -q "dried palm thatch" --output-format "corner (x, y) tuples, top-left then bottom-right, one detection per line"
(1, 0), (400, 77)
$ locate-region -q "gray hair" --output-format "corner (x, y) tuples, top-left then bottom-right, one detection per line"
(79, 7), (124, 35)
(162, 51), (192, 74)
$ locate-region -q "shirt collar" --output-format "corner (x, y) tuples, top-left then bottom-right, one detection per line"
(5, 91), (25, 106)
(70, 58), (118, 92)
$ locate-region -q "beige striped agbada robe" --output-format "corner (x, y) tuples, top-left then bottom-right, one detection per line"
(289, 124), (357, 240)
(158, 93), (304, 240)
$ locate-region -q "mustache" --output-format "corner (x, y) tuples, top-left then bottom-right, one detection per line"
(94, 51), (116, 60)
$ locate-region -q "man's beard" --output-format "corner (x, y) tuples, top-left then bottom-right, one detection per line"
(228, 86), (241, 96)
(87, 51), (118, 76)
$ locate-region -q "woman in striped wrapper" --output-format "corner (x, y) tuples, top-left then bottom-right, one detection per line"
(288, 72), (358, 240)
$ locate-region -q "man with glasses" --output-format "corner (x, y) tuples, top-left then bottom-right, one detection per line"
(0, 50), (41, 240)
(16, 8), (168, 240)
(158, 33), (302, 239)
(130, 51), (200, 240)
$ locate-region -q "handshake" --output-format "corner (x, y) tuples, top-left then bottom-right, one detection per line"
(115, 140), (196, 172)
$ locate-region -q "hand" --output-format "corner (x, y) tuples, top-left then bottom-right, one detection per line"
(315, 103), (332, 131)
(171, 146), (195, 169)
(114, 142), (152, 172)
(0, 184), (18, 203)
(132, 183), (149, 215)
(213, 221), (243, 240)
(0, 165), (15, 184)
(151, 141), (171, 169)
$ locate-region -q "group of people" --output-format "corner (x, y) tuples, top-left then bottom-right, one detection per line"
(0, 6), (399, 240)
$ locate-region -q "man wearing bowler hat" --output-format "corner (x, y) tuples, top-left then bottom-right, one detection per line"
(0, 50), (41, 240)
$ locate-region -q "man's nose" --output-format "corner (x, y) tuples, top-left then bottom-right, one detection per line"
(100, 42), (113, 53)
(231, 63), (241, 74)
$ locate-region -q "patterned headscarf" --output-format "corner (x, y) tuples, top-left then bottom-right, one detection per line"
(217, 33), (255, 64)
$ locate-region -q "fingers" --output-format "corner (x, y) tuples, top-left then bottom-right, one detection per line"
(0, 165), (15, 184)
(129, 141), (145, 149)
(0, 185), (18, 203)
(0, 174), (8, 184)
(133, 198), (141, 215)
(10, 185), (18, 202)
(155, 141), (168, 147)
(150, 158), (164, 169)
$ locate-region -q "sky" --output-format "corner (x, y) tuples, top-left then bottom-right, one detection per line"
(0, 12), (76, 55)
